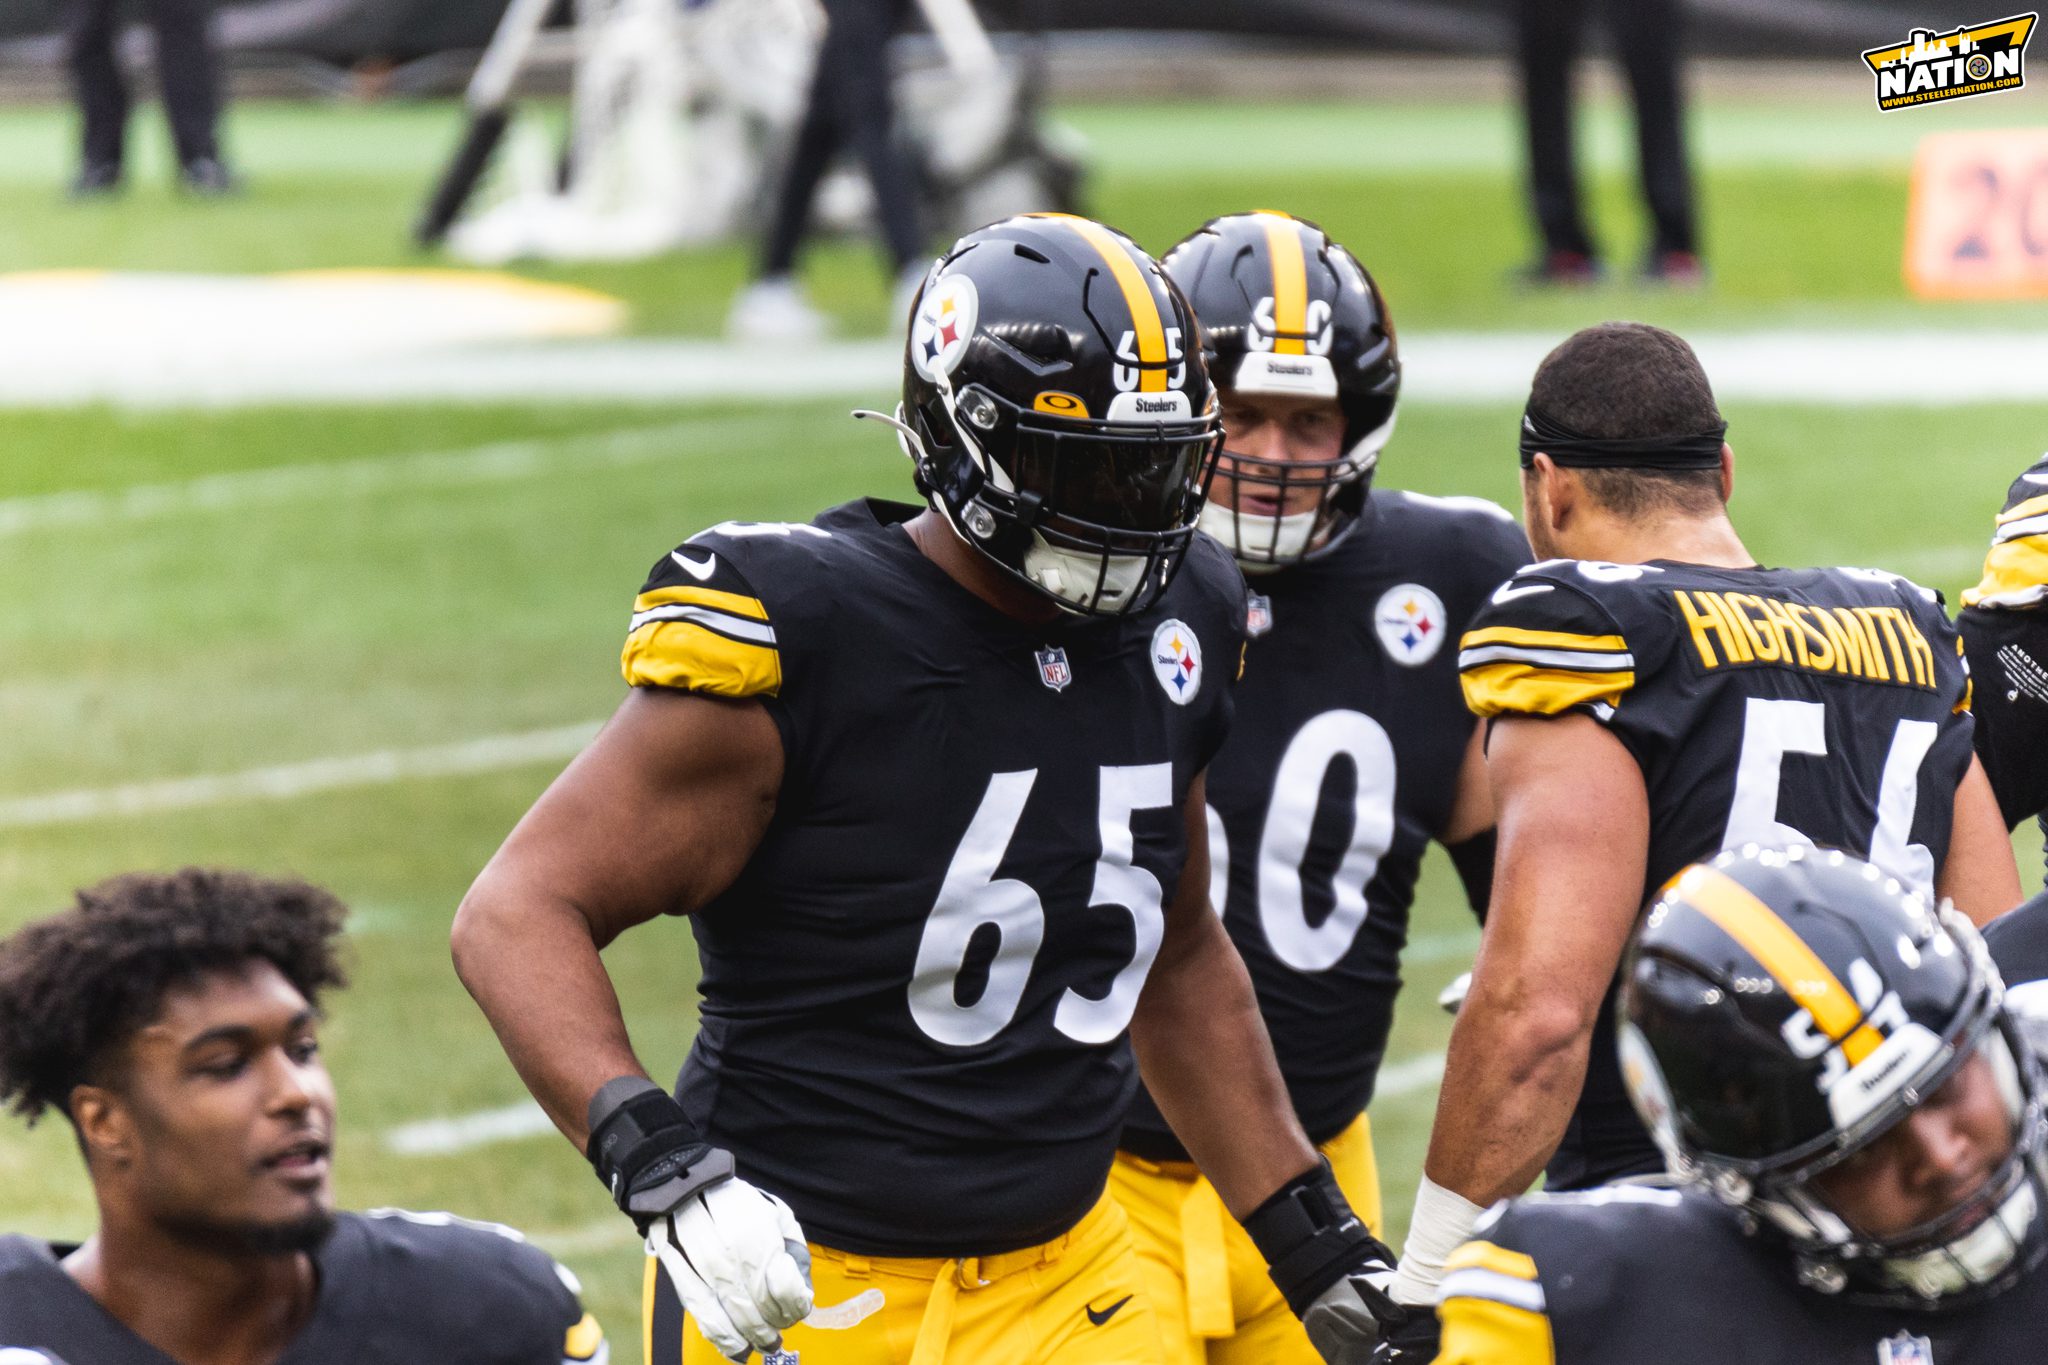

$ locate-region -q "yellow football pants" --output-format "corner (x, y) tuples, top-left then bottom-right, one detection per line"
(1108, 1112), (1383, 1365)
(651, 1191), (1166, 1365)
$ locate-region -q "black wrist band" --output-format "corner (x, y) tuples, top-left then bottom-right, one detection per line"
(1243, 1159), (1383, 1315)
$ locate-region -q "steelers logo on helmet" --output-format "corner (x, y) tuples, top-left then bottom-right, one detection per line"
(1151, 620), (1203, 704)
(1373, 584), (1447, 666)
(910, 273), (979, 383)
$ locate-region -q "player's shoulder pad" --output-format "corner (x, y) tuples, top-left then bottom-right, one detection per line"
(348, 1210), (605, 1363)
(621, 515), (845, 699)
(1172, 526), (1252, 646)
(1378, 491), (1535, 588)
(1987, 886), (2048, 993)
(1964, 455), (2048, 610)
(1457, 559), (1643, 718)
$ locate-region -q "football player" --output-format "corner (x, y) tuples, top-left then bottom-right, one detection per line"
(1958, 451), (2048, 882)
(1435, 845), (2048, 1364)
(1389, 322), (2022, 1327)
(0, 868), (604, 1365)
(451, 214), (1402, 1365)
(1105, 211), (1531, 1365)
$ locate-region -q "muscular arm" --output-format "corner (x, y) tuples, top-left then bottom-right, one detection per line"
(1423, 714), (1649, 1204)
(450, 687), (782, 1151)
(1130, 773), (1318, 1219)
(1941, 753), (2024, 926)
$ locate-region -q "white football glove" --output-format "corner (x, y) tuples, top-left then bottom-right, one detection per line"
(647, 1177), (814, 1362)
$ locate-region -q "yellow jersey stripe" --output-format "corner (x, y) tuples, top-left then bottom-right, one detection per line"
(633, 584), (770, 621)
(1996, 491), (2048, 527)
(622, 621), (782, 697)
(1461, 625), (1630, 654)
(1461, 661), (1634, 717)
(642, 1256), (657, 1365)
(1057, 216), (1169, 392)
(1435, 1293), (1557, 1365)
(1444, 1239), (1540, 1281)
(1260, 212), (1309, 357)
(1678, 865), (1873, 1057)
(1961, 536), (2048, 607)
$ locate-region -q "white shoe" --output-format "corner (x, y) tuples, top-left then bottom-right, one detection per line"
(727, 277), (828, 344)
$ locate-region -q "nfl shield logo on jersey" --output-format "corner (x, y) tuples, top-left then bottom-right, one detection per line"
(1878, 1332), (1933, 1365)
(1246, 592), (1274, 639)
(1035, 645), (1073, 692)
(1150, 620), (1203, 705)
(1373, 584), (1447, 666)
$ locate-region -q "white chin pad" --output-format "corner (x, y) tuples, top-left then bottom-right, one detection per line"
(1197, 499), (1320, 571)
(1882, 1178), (2038, 1298)
(1025, 535), (1148, 612)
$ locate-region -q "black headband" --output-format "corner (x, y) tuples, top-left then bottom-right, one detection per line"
(1519, 404), (1727, 470)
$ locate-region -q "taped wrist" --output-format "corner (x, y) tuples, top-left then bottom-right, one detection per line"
(1243, 1159), (1392, 1316)
(586, 1076), (734, 1229)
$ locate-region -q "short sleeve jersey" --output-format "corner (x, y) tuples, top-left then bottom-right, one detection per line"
(621, 498), (1247, 1257)
(1435, 1187), (2048, 1364)
(1460, 558), (1974, 1188)
(0, 1210), (601, 1365)
(1959, 453), (2048, 828)
(1120, 491), (1530, 1157)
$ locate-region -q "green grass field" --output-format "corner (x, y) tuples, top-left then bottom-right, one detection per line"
(2, 87), (2046, 1361)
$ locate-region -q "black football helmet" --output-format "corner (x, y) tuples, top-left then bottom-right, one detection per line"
(863, 213), (1223, 617)
(1621, 845), (2048, 1310)
(1160, 211), (1398, 570)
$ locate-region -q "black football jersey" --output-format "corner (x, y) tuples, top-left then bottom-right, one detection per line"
(1120, 491), (1531, 1158)
(621, 498), (1246, 1257)
(1436, 1186), (2048, 1364)
(0, 1211), (601, 1365)
(1959, 452), (2048, 833)
(1460, 558), (1975, 1189)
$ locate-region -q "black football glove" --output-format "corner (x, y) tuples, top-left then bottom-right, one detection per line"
(1243, 1160), (1406, 1365)
(587, 1078), (813, 1361)
(1367, 1304), (1443, 1365)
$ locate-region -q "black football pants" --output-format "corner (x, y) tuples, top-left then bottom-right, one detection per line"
(760, 0), (924, 278)
(1515, 0), (1698, 258)
(67, 0), (224, 171)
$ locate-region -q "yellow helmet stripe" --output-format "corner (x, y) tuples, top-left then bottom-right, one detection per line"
(1047, 215), (1170, 392)
(1259, 212), (1309, 356)
(1678, 865), (1884, 1065)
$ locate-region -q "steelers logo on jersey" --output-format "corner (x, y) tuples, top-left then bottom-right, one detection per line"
(1151, 619), (1204, 704)
(1374, 584), (1448, 666)
(910, 274), (978, 382)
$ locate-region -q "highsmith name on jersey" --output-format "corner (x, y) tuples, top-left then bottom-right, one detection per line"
(1121, 491), (1530, 1158)
(1459, 558), (1974, 1189)
(1436, 1186), (2048, 1364)
(621, 498), (1247, 1257)
(0, 1211), (602, 1365)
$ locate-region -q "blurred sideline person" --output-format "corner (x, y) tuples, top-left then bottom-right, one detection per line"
(1513, 0), (1699, 285)
(1106, 210), (1531, 1365)
(66, 0), (235, 196)
(1958, 451), (2048, 886)
(1390, 322), (2020, 1332)
(726, 0), (925, 343)
(454, 214), (1406, 1365)
(1434, 846), (2048, 1364)
(0, 868), (603, 1365)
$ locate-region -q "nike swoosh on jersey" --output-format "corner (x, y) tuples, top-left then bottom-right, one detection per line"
(1086, 1295), (1133, 1326)
(671, 550), (718, 581)
(1491, 582), (1555, 604)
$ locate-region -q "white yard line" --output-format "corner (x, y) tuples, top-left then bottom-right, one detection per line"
(14, 331), (2048, 409)
(384, 1101), (557, 1157)
(1376, 1051), (1450, 1100)
(0, 722), (601, 830)
(0, 417), (755, 539)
